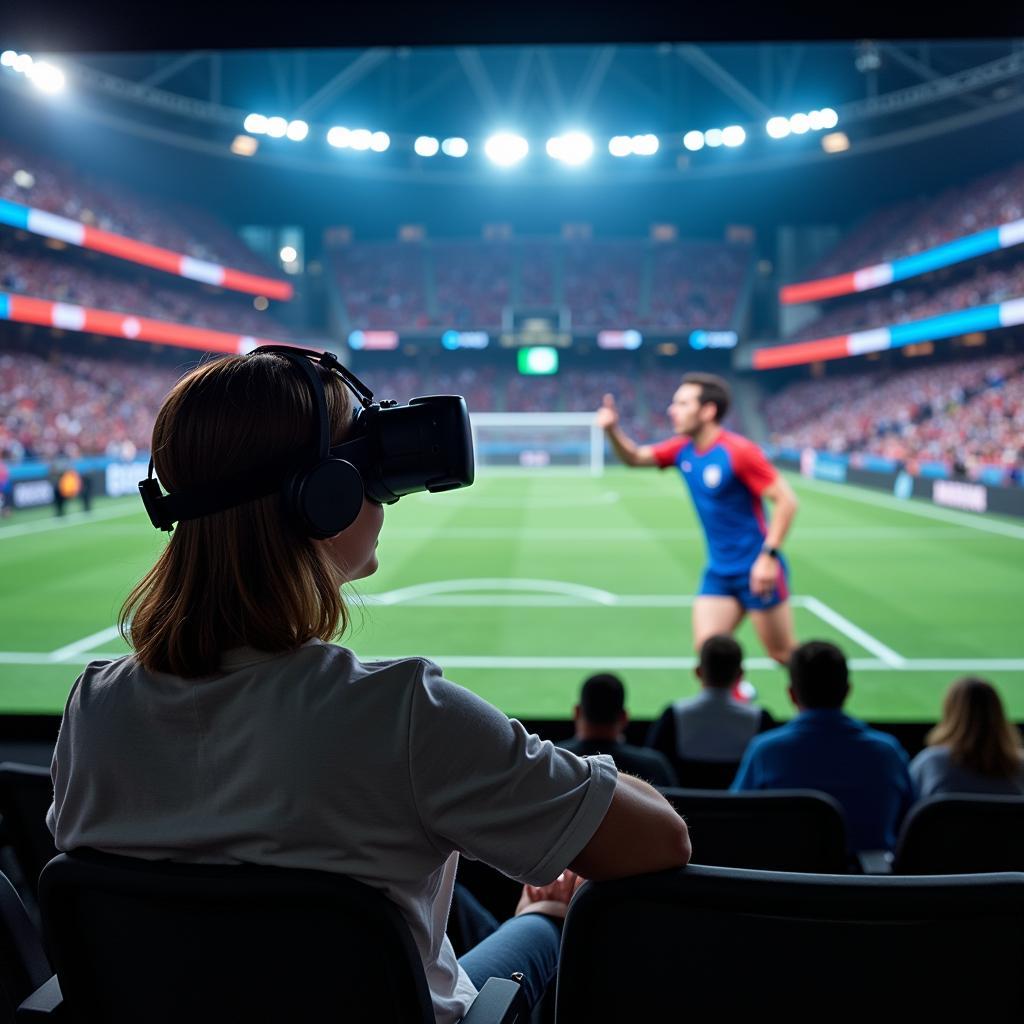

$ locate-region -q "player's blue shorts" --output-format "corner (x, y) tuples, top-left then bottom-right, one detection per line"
(698, 556), (790, 611)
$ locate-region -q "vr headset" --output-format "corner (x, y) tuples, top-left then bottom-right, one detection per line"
(139, 344), (475, 539)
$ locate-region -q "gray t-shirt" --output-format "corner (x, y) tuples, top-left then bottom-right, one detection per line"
(47, 640), (618, 1024)
(909, 744), (1024, 799)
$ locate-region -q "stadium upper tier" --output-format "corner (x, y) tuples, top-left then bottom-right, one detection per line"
(781, 161), (1024, 304)
(0, 142), (292, 299)
(328, 238), (751, 332)
(763, 354), (1024, 485)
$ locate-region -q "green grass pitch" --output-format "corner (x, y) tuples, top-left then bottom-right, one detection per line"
(1, 468), (1022, 722)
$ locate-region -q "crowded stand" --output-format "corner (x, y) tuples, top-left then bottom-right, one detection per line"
(329, 237), (750, 331)
(764, 353), (1024, 483)
(789, 257), (1024, 343)
(0, 140), (279, 276)
(804, 159), (1024, 279)
(0, 240), (288, 339)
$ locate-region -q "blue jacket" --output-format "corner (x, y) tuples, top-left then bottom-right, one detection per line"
(732, 709), (914, 853)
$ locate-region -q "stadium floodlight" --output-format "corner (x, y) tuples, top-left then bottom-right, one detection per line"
(265, 116), (288, 138)
(547, 131), (594, 165)
(631, 134), (659, 156)
(12, 169), (34, 188)
(279, 245), (298, 264)
(12, 53), (32, 73)
(327, 126), (351, 148)
(370, 131), (390, 152)
(349, 128), (373, 151)
(485, 132), (529, 166)
(414, 135), (440, 157)
(821, 131), (850, 154)
(1, 50), (17, 67)
(608, 135), (632, 157)
(820, 107), (839, 130)
(230, 135), (259, 157)
(766, 116), (790, 139)
(704, 128), (724, 148)
(244, 113), (267, 135)
(683, 130), (705, 152)
(26, 61), (64, 93)
(808, 110), (825, 131)
(441, 137), (468, 157)
(722, 125), (746, 148)
(789, 113), (810, 134)
(286, 119), (309, 141)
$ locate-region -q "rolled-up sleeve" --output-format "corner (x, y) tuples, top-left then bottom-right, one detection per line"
(407, 661), (618, 885)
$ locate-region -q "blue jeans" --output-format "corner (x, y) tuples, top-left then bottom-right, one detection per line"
(456, 884), (561, 1010)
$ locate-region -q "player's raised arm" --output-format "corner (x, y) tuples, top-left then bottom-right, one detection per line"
(595, 394), (658, 467)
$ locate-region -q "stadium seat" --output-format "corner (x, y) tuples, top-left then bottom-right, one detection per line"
(35, 849), (524, 1024)
(892, 794), (1024, 874)
(657, 787), (849, 873)
(0, 766), (57, 897)
(0, 868), (60, 1022)
(555, 865), (1024, 1018)
(670, 757), (740, 789)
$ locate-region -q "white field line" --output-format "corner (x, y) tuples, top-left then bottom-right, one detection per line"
(382, 526), (979, 541)
(799, 596), (906, 668)
(48, 626), (123, 663)
(0, 501), (140, 541)
(789, 474), (1024, 540)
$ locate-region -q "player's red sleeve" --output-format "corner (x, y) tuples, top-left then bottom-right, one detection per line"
(727, 435), (778, 496)
(648, 437), (686, 469)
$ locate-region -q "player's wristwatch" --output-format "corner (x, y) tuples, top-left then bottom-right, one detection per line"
(761, 545), (781, 559)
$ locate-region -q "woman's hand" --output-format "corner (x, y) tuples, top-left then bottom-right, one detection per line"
(514, 870), (584, 920)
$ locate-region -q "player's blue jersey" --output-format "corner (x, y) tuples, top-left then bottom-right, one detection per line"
(651, 430), (778, 575)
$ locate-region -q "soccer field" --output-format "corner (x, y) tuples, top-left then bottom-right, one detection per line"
(1, 468), (1022, 721)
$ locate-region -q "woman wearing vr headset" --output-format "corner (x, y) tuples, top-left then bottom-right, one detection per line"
(46, 347), (690, 1023)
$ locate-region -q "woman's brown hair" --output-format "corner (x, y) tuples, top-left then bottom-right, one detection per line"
(925, 677), (1024, 778)
(120, 351), (354, 678)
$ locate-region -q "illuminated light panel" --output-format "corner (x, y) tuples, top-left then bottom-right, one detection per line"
(414, 136), (439, 157)
(485, 132), (529, 166)
(683, 130), (705, 152)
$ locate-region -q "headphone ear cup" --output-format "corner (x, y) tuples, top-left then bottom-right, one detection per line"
(285, 459), (365, 539)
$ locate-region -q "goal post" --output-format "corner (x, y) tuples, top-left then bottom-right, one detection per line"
(470, 413), (605, 476)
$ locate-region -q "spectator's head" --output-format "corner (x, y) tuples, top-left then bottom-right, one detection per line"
(787, 641), (850, 710)
(574, 673), (628, 740)
(120, 351), (374, 680)
(669, 373), (730, 436)
(926, 677), (1023, 778)
(696, 635), (744, 691)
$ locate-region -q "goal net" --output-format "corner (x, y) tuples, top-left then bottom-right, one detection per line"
(471, 413), (604, 475)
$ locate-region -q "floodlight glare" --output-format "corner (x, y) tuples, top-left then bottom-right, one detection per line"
(820, 107), (839, 130)
(808, 110), (825, 131)
(631, 134), (659, 156)
(1, 51), (17, 67)
(548, 131), (593, 165)
(244, 113), (267, 134)
(26, 61), (64, 93)
(441, 137), (468, 157)
(683, 131), (705, 152)
(722, 125), (746, 148)
(485, 132), (529, 166)
(414, 136), (440, 157)
(12, 54), (33, 73)
(766, 116), (791, 139)
(265, 116), (288, 138)
(704, 128), (724, 148)
(349, 128), (373, 151)
(608, 135), (632, 157)
(789, 113), (810, 134)
(286, 119), (309, 141)
(370, 131), (390, 152)
(279, 246), (298, 264)
(327, 126), (351, 148)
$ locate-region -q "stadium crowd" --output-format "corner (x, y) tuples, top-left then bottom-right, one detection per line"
(0, 140), (278, 275)
(330, 237), (750, 332)
(764, 354), (1024, 483)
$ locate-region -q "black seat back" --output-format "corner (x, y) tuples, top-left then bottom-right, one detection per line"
(0, 868), (52, 1023)
(39, 849), (435, 1024)
(0, 764), (58, 894)
(659, 787), (849, 872)
(893, 794), (1024, 873)
(672, 757), (739, 790)
(556, 865), (1024, 1019)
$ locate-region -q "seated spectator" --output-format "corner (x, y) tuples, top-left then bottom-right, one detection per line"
(558, 673), (678, 787)
(910, 677), (1024, 798)
(732, 640), (914, 853)
(646, 636), (775, 769)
